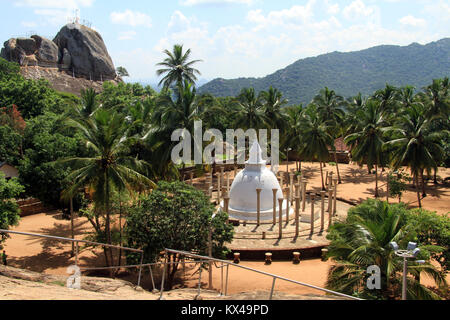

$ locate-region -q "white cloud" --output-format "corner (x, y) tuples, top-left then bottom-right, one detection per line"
(13, 0), (94, 26)
(110, 10), (152, 28)
(21, 21), (38, 28)
(343, 0), (375, 20)
(112, 0), (449, 82)
(118, 31), (137, 41)
(399, 15), (426, 27)
(13, 0), (94, 9)
(180, 0), (254, 6)
(247, 1), (316, 29)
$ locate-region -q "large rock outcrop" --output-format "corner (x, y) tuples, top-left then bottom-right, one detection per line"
(1, 23), (117, 81)
(0, 35), (59, 67)
(53, 23), (116, 80)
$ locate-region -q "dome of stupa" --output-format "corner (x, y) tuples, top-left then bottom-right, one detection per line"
(223, 141), (289, 221)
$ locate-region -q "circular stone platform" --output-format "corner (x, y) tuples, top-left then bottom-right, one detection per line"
(223, 197), (353, 260)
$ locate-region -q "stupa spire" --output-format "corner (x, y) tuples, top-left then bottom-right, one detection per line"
(247, 140), (266, 165)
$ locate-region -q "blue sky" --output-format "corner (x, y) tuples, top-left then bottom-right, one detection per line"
(1, 0), (449, 84)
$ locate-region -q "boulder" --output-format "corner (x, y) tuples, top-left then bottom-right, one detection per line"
(53, 23), (116, 79)
(31, 35), (59, 64)
(61, 48), (71, 69)
(16, 38), (36, 55)
(0, 38), (25, 64)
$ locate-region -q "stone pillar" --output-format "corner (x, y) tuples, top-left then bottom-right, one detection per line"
(222, 187), (228, 199)
(208, 175), (213, 198)
(226, 172), (230, 193)
(310, 194), (315, 239)
(295, 196), (300, 238)
(293, 252), (301, 264)
(223, 196), (230, 214)
(284, 187), (290, 223)
(265, 253), (272, 265)
(256, 188), (262, 226)
(217, 172), (222, 203)
(320, 191), (326, 233)
(328, 187), (333, 231)
(289, 173), (295, 204)
(321, 248), (328, 262)
(327, 180), (333, 214)
(278, 198), (284, 239)
(279, 174), (284, 189)
(328, 172), (334, 190)
(333, 178), (338, 216)
(294, 184), (300, 199)
(299, 176), (304, 201)
(302, 182), (307, 212)
(272, 188), (278, 225)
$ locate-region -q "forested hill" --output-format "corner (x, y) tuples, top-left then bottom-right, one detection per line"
(199, 38), (450, 105)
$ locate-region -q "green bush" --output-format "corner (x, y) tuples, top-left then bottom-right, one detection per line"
(0, 172), (24, 249)
(125, 181), (234, 289)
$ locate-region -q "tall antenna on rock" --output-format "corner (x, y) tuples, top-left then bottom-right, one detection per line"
(75, 9), (80, 24)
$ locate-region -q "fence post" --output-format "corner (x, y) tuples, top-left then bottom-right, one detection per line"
(149, 265), (156, 292)
(75, 242), (79, 266)
(269, 277), (276, 300)
(195, 260), (203, 299)
(137, 252), (144, 287)
(225, 264), (229, 296)
(159, 253), (168, 300)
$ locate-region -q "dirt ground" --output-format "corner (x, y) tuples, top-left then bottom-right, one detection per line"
(1, 162), (448, 299)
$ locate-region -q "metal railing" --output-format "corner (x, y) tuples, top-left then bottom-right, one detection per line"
(160, 249), (363, 301)
(0, 229), (145, 286)
(0, 229), (363, 300)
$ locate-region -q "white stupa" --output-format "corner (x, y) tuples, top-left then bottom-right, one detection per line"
(222, 140), (291, 221)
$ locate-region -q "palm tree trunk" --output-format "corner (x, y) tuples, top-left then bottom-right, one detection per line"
(333, 151), (342, 184)
(434, 168), (438, 184)
(420, 169), (427, 197)
(375, 163), (379, 198)
(105, 174), (113, 270)
(414, 172), (422, 208)
(117, 193), (123, 274)
(320, 162), (325, 190)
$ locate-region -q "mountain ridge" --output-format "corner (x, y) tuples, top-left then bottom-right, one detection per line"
(199, 38), (450, 104)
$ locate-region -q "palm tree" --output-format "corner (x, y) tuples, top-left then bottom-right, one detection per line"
(419, 78), (450, 120)
(260, 86), (287, 129)
(386, 104), (446, 208)
(344, 93), (366, 137)
(156, 44), (202, 90)
(67, 88), (99, 122)
(373, 84), (399, 115)
(234, 88), (268, 130)
(148, 80), (204, 174)
(345, 100), (387, 198)
(313, 87), (346, 183)
(282, 104), (304, 171)
(326, 199), (446, 300)
(59, 109), (155, 266)
(299, 105), (334, 190)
